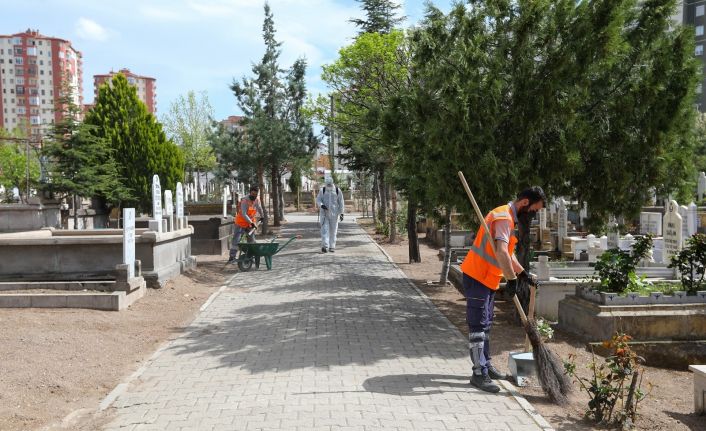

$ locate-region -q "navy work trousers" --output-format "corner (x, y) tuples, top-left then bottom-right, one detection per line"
(463, 273), (496, 374)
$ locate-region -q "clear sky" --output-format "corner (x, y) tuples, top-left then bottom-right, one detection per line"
(0, 0), (454, 123)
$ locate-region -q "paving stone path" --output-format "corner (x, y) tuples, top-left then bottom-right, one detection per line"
(103, 215), (548, 430)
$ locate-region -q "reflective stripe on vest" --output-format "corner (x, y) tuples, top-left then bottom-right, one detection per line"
(460, 204), (517, 290)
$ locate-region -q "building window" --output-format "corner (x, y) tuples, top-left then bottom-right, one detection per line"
(697, 25), (704, 37)
(697, 44), (704, 56)
(15, 57), (23, 65)
(698, 5), (705, 17)
(27, 47), (37, 56)
(16, 77), (23, 85)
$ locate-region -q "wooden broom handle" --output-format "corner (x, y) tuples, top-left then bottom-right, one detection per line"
(457, 171), (529, 325)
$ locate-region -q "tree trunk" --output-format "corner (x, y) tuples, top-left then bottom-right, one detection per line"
(371, 173), (378, 225)
(515, 210), (534, 320)
(439, 207), (452, 284)
(378, 169), (388, 226)
(407, 199), (421, 263)
(277, 173), (284, 222)
(258, 164), (269, 235)
(271, 164), (280, 227)
(73, 194), (79, 230)
(390, 188), (398, 243)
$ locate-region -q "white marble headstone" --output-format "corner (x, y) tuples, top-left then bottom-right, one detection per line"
(164, 190), (174, 232)
(123, 208), (136, 279)
(679, 205), (689, 245)
(699, 172), (706, 202)
(150, 175), (162, 233)
(663, 200), (683, 263)
(176, 182), (184, 218)
(223, 185), (229, 218)
(639, 212), (662, 236)
(152, 175), (162, 220)
(539, 208), (547, 230)
(607, 217), (619, 249)
(688, 202), (698, 237)
(557, 198), (567, 241)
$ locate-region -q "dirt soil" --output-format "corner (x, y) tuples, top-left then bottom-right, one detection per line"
(360, 219), (705, 431)
(0, 255), (227, 431)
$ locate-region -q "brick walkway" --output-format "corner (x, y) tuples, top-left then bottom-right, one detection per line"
(102, 215), (547, 430)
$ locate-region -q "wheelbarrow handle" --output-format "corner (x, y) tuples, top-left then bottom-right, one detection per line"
(275, 236), (298, 254)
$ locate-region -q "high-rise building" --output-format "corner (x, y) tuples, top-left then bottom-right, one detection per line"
(93, 68), (156, 113)
(682, 1), (706, 111)
(0, 29), (82, 137)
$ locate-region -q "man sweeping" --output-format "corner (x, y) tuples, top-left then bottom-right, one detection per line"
(461, 187), (545, 393)
(316, 176), (345, 253)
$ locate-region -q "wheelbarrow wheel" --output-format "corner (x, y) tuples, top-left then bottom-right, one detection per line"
(237, 256), (254, 272)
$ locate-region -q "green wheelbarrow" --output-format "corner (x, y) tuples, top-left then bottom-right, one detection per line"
(235, 236), (298, 272)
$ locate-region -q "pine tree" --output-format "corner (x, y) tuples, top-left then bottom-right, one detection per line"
(85, 73), (184, 212)
(43, 86), (131, 228)
(350, 0), (404, 34)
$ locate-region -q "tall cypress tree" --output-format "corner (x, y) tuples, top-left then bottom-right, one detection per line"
(85, 74), (184, 213)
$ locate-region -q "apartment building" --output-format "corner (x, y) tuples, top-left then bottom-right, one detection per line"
(0, 29), (82, 136)
(683, 0), (706, 110)
(93, 68), (156, 113)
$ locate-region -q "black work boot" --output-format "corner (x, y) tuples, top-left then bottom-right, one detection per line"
(487, 365), (506, 380)
(321, 247), (327, 253)
(470, 374), (500, 393)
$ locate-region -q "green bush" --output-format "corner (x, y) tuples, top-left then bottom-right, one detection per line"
(669, 233), (706, 295)
(594, 235), (653, 293)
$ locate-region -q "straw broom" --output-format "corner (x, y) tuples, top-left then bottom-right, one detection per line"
(457, 171), (572, 405)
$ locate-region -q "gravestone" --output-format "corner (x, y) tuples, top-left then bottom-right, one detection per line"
(600, 235), (608, 250)
(123, 208), (136, 279)
(148, 175), (163, 233)
(579, 202), (588, 228)
(679, 205), (689, 246)
(557, 198), (567, 250)
(164, 190), (174, 232)
(176, 182), (184, 229)
(539, 208), (547, 230)
(663, 200), (683, 264)
(699, 172), (706, 202)
(607, 217), (619, 249)
(688, 202), (698, 237)
(640, 212), (662, 236)
(222, 185), (229, 218)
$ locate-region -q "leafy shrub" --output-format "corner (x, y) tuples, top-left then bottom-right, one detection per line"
(564, 333), (650, 428)
(594, 235), (653, 293)
(536, 318), (554, 340)
(669, 233), (706, 295)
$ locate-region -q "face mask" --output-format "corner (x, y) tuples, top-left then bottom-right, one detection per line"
(249, 195), (256, 201)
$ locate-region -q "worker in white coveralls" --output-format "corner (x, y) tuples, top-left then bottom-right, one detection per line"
(316, 176), (345, 253)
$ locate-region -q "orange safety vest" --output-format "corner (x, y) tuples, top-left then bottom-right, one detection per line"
(460, 204), (518, 290)
(235, 198), (258, 228)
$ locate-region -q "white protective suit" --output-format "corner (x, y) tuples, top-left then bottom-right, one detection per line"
(316, 179), (345, 251)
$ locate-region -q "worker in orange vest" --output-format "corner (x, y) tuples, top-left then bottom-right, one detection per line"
(228, 186), (264, 262)
(461, 186), (545, 393)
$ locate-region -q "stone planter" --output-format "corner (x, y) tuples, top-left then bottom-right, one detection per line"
(575, 285), (706, 305)
(558, 295), (706, 342)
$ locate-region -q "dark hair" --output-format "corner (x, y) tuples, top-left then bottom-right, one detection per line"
(517, 186), (546, 206)
(249, 186), (259, 193)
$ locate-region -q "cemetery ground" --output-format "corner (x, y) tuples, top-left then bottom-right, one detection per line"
(0, 255), (226, 431)
(358, 219), (705, 431)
